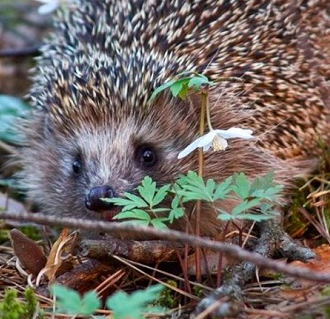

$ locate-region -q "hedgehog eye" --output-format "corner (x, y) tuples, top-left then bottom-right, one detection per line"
(72, 158), (82, 175)
(136, 146), (157, 168)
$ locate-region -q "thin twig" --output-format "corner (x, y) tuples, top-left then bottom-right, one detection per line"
(1, 211), (330, 283)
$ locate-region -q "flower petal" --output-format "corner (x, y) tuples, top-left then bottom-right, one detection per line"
(196, 131), (216, 147)
(177, 139), (201, 159)
(178, 132), (215, 159)
(214, 127), (253, 139)
(202, 143), (212, 152)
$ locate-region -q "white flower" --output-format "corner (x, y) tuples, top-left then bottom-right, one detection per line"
(178, 127), (253, 159)
(34, 0), (72, 15)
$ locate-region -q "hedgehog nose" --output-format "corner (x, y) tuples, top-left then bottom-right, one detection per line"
(85, 185), (115, 211)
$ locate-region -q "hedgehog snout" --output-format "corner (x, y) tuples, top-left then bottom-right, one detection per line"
(85, 185), (116, 211)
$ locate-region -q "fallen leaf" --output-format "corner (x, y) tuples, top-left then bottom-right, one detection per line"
(38, 228), (77, 284)
(9, 228), (47, 277)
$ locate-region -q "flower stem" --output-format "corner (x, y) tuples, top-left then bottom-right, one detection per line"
(205, 92), (213, 131)
(195, 88), (208, 283)
(198, 90), (207, 176)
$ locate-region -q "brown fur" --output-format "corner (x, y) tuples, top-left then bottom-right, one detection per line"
(21, 0), (330, 237)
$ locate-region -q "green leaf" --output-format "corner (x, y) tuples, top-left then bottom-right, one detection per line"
(249, 171), (275, 194)
(168, 196), (185, 222)
(168, 207), (184, 222)
(259, 202), (280, 216)
(153, 185), (170, 206)
(206, 179), (216, 196)
(51, 285), (84, 315)
(231, 198), (262, 215)
(104, 195), (148, 212)
(216, 211), (235, 221)
(104, 197), (136, 206)
(149, 73), (213, 102)
(107, 177), (173, 229)
(216, 171), (282, 222)
(171, 195), (181, 210)
(137, 176), (156, 206)
(188, 75), (214, 91)
(217, 209), (276, 222)
(148, 79), (176, 101)
(178, 171), (214, 202)
(169, 80), (184, 97)
(106, 285), (165, 319)
(107, 291), (146, 319)
(0, 95), (30, 113)
(231, 173), (250, 199)
(113, 209), (151, 221)
(151, 218), (169, 229)
(80, 290), (101, 315)
(124, 193), (149, 207)
(178, 83), (189, 99)
(251, 185), (283, 201)
(213, 176), (233, 200)
(0, 95), (30, 144)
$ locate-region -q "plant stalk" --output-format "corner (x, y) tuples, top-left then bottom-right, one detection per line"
(195, 89), (208, 283)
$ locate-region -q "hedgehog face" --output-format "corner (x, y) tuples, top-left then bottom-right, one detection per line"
(22, 92), (200, 224)
(63, 122), (165, 221)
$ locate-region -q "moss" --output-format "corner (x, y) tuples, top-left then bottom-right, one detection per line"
(24, 288), (39, 318)
(16, 226), (43, 241)
(157, 280), (178, 308)
(284, 182), (312, 238)
(0, 288), (43, 319)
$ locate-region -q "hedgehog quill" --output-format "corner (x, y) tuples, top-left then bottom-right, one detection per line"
(21, 0), (330, 317)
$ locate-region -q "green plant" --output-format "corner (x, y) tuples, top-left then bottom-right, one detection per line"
(24, 288), (38, 318)
(51, 285), (101, 316)
(0, 95), (30, 145)
(149, 71), (253, 282)
(107, 176), (184, 228)
(0, 287), (41, 319)
(51, 284), (165, 319)
(106, 285), (164, 319)
(107, 171), (282, 227)
(157, 280), (178, 308)
(322, 286), (330, 319)
(217, 171), (282, 221)
(149, 72), (214, 101)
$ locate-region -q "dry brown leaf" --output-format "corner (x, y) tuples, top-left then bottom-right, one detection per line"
(9, 228), (47, 277)
(39, 228), (77, 284)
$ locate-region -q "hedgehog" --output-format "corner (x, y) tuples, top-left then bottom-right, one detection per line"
(19, 0), (330, 316)
(21, 0), (330, 255)
(20, 0), (330, 234)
